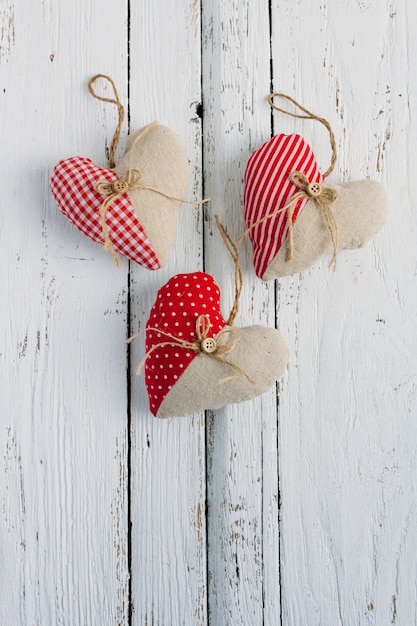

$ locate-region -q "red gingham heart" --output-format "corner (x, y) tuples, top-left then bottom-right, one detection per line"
(50, 156), (160, 269)
(243, 133), (324, 278)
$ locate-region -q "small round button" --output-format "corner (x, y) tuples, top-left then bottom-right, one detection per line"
(307, 182), (321, 196)
(201, 337), (217, 353)
(112, 180), (128, 193)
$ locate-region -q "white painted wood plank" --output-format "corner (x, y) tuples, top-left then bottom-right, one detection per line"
(128, 1), (207, 624)
(0, 1), (130, 624)
(202, 1), (281, 623)
(2, 2), (417, 625)
(272, 1), (417, 624)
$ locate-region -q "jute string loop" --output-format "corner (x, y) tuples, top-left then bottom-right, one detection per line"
(268, 92), (337, 178)
(128, 215), (254, 385)
(88, 74), (210, 266)
(238, 93), (340, 270)
(88, 74), (125, 169)
(214, 214), (242, 326)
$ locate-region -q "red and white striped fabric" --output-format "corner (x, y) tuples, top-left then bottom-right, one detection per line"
(50, 156), (160, 269)
(243, 134), (324, 278)
(144, 272), (226, 416)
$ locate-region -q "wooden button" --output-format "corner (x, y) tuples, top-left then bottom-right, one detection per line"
(201, 337), (217, 353)
(112, 180), (128, 193)
(307, 182), (321, 196)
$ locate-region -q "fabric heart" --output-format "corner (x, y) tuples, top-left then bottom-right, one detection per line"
(142, 272), (289, 418)
(244, 133), (323, 278)
(50, 122), (189, 268)
(243, 133), (387, 279)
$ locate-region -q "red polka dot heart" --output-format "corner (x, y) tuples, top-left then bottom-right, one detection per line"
(143, 272), (290, 418)
(145, 273), (225, 415)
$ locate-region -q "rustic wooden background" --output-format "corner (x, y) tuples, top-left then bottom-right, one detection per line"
(1, 0), (416, 624)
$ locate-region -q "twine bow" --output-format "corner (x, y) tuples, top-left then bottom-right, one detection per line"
(239, 93), (341, 270)
(93, 168), (143, 268)
(287, 171), (339, 270)
(129, 313), (254, 384)
(238, 171), (339, 269)
(88, 74), (210, 266)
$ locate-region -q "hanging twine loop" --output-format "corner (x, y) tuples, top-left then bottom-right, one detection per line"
(239, 93), (340, 270)
(129, 216), (254, 384)
(88, 74), (210, 267)
(214, 214), (242, 326)
(88, 74), (125, 169)
(267, 92), (337, 179)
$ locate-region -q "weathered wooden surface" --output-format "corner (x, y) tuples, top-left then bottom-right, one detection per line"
(128, 1), (206, 624)
(1, 0), (416, 625)
(1, 1), (130, 624)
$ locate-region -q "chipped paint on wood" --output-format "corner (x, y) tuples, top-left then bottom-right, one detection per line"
(0, 0), (130, 623)
(112, 433), (130, 624)
(0, 0), (15, 61)
(272, 2), (417, 625)
(128, 0), (207, 624)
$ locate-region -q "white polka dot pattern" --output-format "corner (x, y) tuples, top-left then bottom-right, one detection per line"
(144, 272), (226, 416)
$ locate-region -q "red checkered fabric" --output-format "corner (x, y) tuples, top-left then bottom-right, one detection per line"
(50, 157), (160, 269)
(243, 134), (324, 278)
(145, 272), (226, 416)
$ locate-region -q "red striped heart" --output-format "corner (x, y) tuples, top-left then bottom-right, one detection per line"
(244, 133), (323, 278)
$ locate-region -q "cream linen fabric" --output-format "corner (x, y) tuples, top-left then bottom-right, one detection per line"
(156, 325), (290, 419)
(115, 123), (189, 268)
(262, 180), (388, 280)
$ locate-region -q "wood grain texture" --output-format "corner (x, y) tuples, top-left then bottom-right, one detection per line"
(0, 1), (130, 625)
(1, 0), (417, 625)
(272, 1), (417, 625)
(128, 1), (206, 624)
(202, 1), (281, 623)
